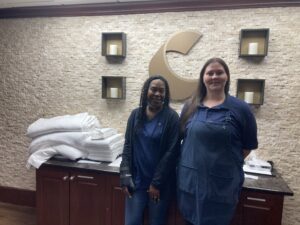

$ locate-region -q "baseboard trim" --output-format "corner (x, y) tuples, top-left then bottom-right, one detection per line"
(0, 186), (36, 207)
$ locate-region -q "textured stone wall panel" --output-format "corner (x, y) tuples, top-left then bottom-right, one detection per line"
(0, 7), (299, 225)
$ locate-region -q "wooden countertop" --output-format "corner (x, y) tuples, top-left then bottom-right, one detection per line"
(43, 159), (293, 196)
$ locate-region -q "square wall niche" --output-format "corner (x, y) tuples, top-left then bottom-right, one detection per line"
(239, 29), (269, 57)
(102, 32), (126, 58)
(236, 79), (265, 106)
(102, 76), (126, 99)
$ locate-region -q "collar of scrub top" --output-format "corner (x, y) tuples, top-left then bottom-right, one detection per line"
(197, 94), (231, 110)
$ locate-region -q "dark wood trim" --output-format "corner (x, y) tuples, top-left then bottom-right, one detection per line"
(0, 0), (299, 18)
(0, 186), (36, 207)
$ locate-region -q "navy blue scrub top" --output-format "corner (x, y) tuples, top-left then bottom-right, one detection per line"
(184, 95), (258, 167)
(133, 111), (164, 190)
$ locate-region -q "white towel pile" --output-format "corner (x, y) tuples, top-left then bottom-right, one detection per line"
(26, 112), (124, 169)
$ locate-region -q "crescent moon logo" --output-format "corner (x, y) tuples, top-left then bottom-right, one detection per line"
(149, 31), (202, 100)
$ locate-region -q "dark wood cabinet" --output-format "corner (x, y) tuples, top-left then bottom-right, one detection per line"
(37, 167), (107, 225)
(240, 191), (284, 225)
(107, 175), (125, 225)
(36, 167), (69, 225)
(36, 163), (293, 225)
(170, 190), (285, 225)
(230, 198), (243, 225)
(69, 171), (106, 225)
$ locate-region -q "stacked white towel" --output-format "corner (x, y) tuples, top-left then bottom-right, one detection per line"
(27, 112), (100, 138)
(84, 134), (124, 162)
(26, 113), (124, 169)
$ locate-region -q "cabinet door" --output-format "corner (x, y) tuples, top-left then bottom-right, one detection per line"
(36, 167), (70, 225)
(165, 200), (177, 225)
(69, 171), (107, 225)
(241, 191), (284, 225)
(107, 174), (125, 225)
(230, 198), (243, 225)
(174, 204), (186, 225)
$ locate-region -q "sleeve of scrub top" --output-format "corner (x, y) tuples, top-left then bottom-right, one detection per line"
(120, 109), (136, 175)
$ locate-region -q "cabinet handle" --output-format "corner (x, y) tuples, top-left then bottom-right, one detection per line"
(70, 175), (76, 181)
(244, 204), (270, 211)
(246, 197), (266, 202)
(62, 176), (69, 181)
(77, 175), (94, 180)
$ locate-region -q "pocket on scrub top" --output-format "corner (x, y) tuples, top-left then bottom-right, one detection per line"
(177, 164), (197, 194)
(177, 164), (198, 223)
(208, 166), (236, 203)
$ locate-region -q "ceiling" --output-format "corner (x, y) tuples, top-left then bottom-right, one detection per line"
(0, 0), (160, 8)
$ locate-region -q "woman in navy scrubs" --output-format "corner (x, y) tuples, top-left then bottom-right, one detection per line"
(120, 75), (180, 225)
(177, 58), (258, 225)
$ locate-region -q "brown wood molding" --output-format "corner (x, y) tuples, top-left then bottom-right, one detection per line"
(0, 186), (36, 207)
(0, 0), (299, 18)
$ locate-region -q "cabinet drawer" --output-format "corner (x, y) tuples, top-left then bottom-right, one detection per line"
(241, 190), (283, 209)
(240, 190), (284, 225)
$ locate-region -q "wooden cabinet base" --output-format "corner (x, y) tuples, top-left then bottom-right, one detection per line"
(36, 165), (286, 225)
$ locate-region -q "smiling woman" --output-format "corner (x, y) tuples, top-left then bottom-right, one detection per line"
(178, 58), (258, 225)
(120, 75), (180, 225)
(146, 79), (166, 120)
(202, 61), (229, 107)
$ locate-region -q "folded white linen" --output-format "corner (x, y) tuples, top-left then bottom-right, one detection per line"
(88, 147), (123, 156)
(27, 145), (86, 169)
(90, 128), (118, 140)
(85, 139), (124, 153)
(27, 148), (57, 169)
(87, 146), (123, 162)
(108, 156), (122, 167)
(27, 112), (101, 138)
(29, 132), (124, 155)
(29, 131), (90, 154)
(55, 145), (87, 160)
(83, 134), (124, 150)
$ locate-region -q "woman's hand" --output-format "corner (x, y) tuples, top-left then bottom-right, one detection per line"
(148, 185), (160, 203)
(122, 186), (132, 198)
(120, 174), (135, 198)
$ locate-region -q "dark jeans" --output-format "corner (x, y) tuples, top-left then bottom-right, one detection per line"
(125, 188), (172, 225)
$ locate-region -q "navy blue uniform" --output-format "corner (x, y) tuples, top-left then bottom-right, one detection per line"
(120, 106), (180, 225)
(177, 95), (258, 225)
